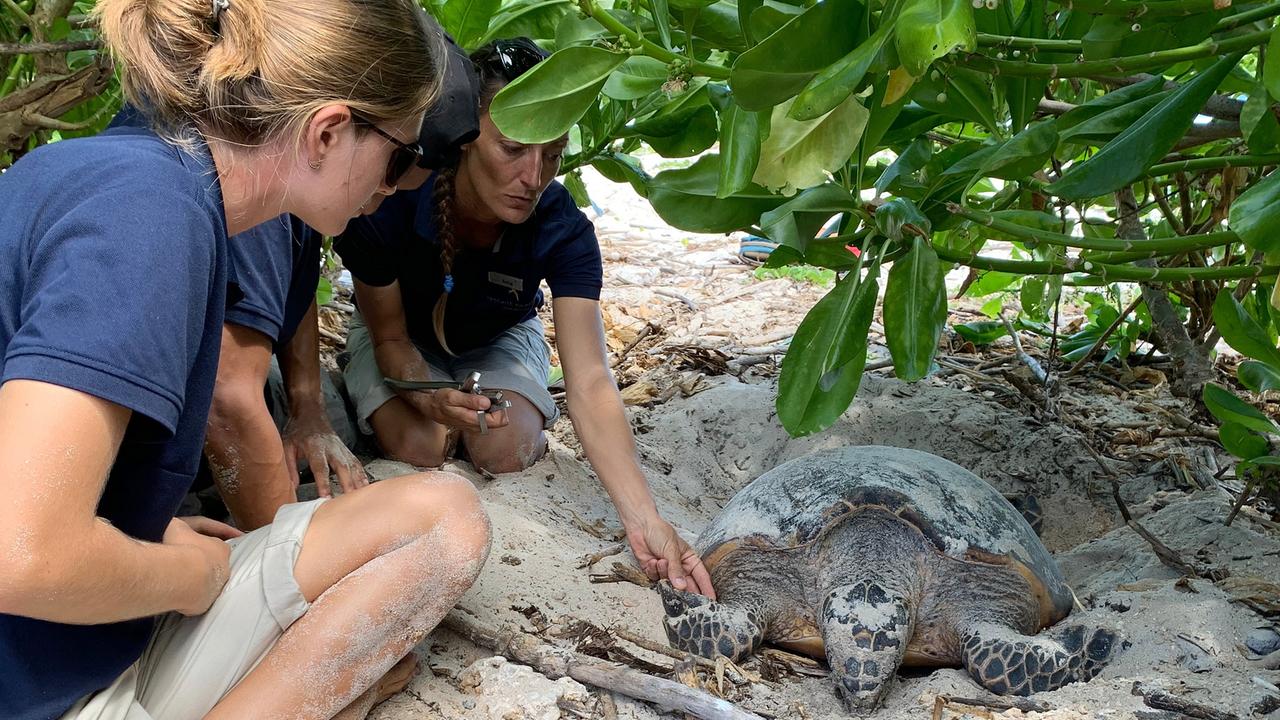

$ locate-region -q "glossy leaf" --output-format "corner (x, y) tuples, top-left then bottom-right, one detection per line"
(954, 320), (1007, 344)
(753, 95), (869, 195)
(1056, 75), (1166, 135)
(790, 24), (892, 121)
(1048, 53), (1243, 200)
(730, 0), (864, 110)
(591, 152), (651, 197)
(1214, 289), (1280, 367)
(1219, 421), (1271, 460)
(439, 0), (502, 50)
(875, 138), (932, 194)
(1203, 383), (1280, 436)
(480, 0), (572, 44)
(650, 0), (674, 49)
(601, 56), (669, 100)
(885, 236), (947, 381)
(1242, 81), (1280, 154)
(629, 85), (720, 157)
(944, 121), (1058, 181)
(1059, 90), (1172, 145)
(717, 100), (769, 198)
(895, 0), (976, 77)
(1230, 167), (1280, 253)
(649, 155), (784, 232)
(1240, 360), (1280, 394)
(564, 170), (591, 207)
(910, 69), (1001, 133)
(738, 0), (764, 45)
(777, 272), (879, 436)
(874, 197), (932, 242)
(490, 47), (627, 144)
(759, 184), (859, 257)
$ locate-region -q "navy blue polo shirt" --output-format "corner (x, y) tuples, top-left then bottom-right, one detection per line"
(110, 107), (318, 348)
(225, 214), (321, 349)
(0, 129), (228, 719)
(336, 177), (602, 355)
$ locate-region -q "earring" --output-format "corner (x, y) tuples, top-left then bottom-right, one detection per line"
(309, 160), (322, 170)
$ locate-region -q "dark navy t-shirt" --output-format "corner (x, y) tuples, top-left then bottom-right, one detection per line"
(0, 129), (228, 719)
(225, 214), (321, 349)
(336, 178), (602, 356)
(110, 107), (318, 348)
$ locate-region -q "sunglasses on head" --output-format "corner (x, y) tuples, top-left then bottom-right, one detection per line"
(350, 111), (424, 188)
(489, 39), (546, 78)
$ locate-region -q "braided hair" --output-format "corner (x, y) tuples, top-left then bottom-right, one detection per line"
(430, 37), (549, 356)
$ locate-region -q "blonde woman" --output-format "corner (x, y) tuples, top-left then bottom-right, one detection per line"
(0, 2), (490, 719)
(339, 38), (715, 599)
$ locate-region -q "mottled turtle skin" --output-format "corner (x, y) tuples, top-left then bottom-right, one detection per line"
(659, 446), (1117, 712)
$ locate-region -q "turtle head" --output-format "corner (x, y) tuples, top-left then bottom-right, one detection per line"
(657, 580), (763, 662)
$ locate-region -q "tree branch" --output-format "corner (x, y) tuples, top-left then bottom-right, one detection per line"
(0, 39), (100, 56)
(958, 30), (1267, 78)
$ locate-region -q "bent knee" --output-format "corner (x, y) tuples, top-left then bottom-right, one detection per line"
(466, 433), (546, 474)
(384, 473), (491, 558)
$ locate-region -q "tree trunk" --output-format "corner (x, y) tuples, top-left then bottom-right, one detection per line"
(1115, 188), (1214, 397)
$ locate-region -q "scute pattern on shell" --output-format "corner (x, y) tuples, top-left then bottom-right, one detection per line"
(697, 445), (1072, 616)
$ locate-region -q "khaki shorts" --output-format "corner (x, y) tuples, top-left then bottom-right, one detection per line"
(60, 499), (326, 720)
(343, 311), (558, 435)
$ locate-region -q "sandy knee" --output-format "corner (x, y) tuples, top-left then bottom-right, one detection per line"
(466, 432), (546, 474)
(387, 473), (491, 560)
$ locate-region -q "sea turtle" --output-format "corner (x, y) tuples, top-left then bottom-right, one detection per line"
(659, 445), (1118, 711)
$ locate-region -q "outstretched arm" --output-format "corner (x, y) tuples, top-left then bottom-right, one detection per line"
(0, 380), (230, 622)
(552, 297), (715, 598)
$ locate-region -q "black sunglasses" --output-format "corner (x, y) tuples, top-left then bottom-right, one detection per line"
(351, 111), (424, 188)
(489, 39), (547, 79)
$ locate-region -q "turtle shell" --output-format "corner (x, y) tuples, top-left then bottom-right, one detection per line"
(698, 445), (1073, 626)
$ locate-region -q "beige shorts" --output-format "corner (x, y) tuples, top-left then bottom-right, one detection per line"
(343, 311), (558, 434)
(59, 499), (326, 720)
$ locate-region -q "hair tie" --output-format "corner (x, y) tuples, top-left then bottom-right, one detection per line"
(443, 274), (454, 294)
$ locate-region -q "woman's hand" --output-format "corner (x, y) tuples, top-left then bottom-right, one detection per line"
(626, 515), (716, 600)
(164, 517), (236, 615)
(282, 413), (368, 497)
(412, 388), (509, 431)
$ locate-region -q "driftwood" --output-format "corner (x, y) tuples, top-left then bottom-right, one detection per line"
(931, 694), (1052, 719)
(1131, 681), (1239, 720)
(442, 611), (766, 720)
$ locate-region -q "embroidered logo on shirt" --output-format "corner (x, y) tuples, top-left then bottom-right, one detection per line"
(488, 272), (524, 292)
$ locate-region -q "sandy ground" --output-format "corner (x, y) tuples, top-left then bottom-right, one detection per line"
(316, 166), (1280, 720)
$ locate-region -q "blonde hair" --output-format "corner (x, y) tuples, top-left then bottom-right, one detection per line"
(94, 0), (443, 145)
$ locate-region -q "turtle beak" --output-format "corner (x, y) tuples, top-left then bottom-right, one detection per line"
(657, 579), (707, 617)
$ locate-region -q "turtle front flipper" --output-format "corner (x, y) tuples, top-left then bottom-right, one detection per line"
(959, 621), (1120, 696)
(658, 581), (763, 662)
(820, 580), (913, 711)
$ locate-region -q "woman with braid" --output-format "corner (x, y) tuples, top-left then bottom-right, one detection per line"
(338, 38), (715, 599)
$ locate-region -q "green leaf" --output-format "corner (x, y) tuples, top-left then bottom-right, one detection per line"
(894, 0), (977, 77)
(1230, 168), (1280, 253)
(564, 170), (591, 207)
(1048, 53), (1243, 200)
(790, 24), (892, 121)
(1243, 82), (1280, 154)
(629, 86), (720, 157)
(1240, 360), (1280, 394)
(777, 272), (879, 436)
(1203, 383), (1280, 436)
(759, 184), (859, 257)
(650, 0), (674, 49)
(944, 121), (1059, 181)
(480, 0), (572, 45)
(602, 56), (670, 100)
(490, 47), (627, 144)
(965, 270), (1019, 296)
(1056, 75), (1166, 135)
(1059, 90), (1173, 145)
(1213, 288), (1280, 368)
(954, 320), (1007, 344)
(1265, 21), (1280, 102)
(885, 236), (947, 381)
(875, 137), (932, 194)
(649, 155), (785, 232)
(738, 0), (764, 45)
(438, 0), (502, 49)
(315, 276), (334, 307)
(753, 95), (869, 195)
(730, 0), (865, 110)
(1238, 455), (1280, 476)
(591, 152), (651, 197)
(1082, 15), (1212, 62)
(1220, 421), (1271, 460)
(717, 100), (769, 198)
(910, 69), (1002, 133)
